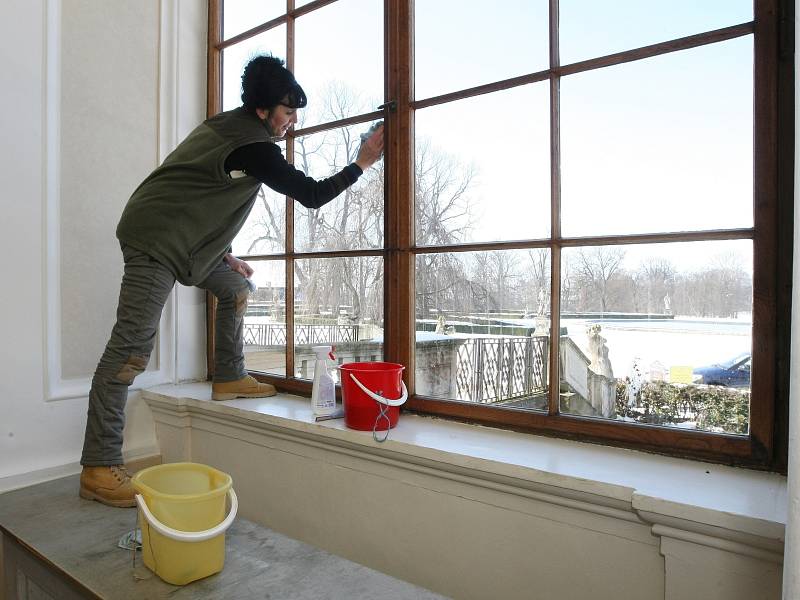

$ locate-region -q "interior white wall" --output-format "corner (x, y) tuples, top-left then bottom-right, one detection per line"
(0, 0), (207, 491)
(0, 0), (52, 480)
(59, 0), (159, 378)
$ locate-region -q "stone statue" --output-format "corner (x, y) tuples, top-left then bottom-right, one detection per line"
(435, 314), (446, 334)
(586, 324), (616, 418)
(587, 324), (614, 379)
(537, 288), (548, 315)
(626, 357), (644, 408)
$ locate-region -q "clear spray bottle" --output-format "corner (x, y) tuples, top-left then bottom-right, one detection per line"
(311, 346), (336, 417)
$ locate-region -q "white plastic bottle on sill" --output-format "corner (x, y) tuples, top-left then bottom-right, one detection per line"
(311, 346), (336, 417)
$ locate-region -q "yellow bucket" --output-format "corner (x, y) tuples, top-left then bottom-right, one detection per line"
(132, 462), (238, 586)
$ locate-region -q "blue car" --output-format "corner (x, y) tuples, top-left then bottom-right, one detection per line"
(692, 352), (751, 388)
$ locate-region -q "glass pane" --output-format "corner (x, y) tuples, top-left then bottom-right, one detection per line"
(415, 0), (549, 100)
(561, 38), (753, 237)
(231, 147), (286, 255)
(222, 27), (287, 112)
(561, 0), (752, 65)
(294, 0), (383, 128)
(244, 259), (287, 376)
(559, 240), (752, 435)
(223, 0), (286, 40)
(294, 125), (384, 252)
(416, 249), (551, 409)
(295, 257), (384, 380)
(415, 84), (550, 245)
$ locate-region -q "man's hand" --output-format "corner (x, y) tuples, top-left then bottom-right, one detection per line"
(355, 124), (385, 171)
(224, 253), (254, 278)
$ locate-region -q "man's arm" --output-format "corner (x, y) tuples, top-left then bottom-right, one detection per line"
(226, 143), (362, 209)
(225, 124), (384, 209)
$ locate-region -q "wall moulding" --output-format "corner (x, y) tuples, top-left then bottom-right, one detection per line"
(142, 386), (785, 567)
(143, 385), (785, 599)
(42, 0), (179, 402)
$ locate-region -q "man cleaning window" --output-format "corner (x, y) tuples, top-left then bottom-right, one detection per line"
(79, 55), (385, 508)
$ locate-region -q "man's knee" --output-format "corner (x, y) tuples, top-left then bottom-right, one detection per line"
(112, 354), (149, 385)
(235, 288), (249, 317)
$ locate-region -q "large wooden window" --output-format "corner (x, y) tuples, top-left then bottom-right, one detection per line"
(208, 0), (792, 470)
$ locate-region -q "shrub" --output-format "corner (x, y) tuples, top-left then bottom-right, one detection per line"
(615, 380), (749, 434)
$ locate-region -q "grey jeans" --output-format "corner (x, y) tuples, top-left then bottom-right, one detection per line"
(80, 244), (250, 466)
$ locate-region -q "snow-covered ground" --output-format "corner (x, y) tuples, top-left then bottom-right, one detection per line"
(560, 317), (749, 381)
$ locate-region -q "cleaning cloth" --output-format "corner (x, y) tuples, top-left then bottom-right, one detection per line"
(118, 528), (142, 551)
(360, 121), (384, 145)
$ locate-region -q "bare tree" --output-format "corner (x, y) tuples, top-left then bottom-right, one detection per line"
(290, 85), (385, 320)
(523, 248), (550, 315)
(413, 139), (480, 319)
(467, 252), (523, 313)
(242, 83), (755, 327)
(414, 140), (476, 247)
(246, 186), (285, 254)
(634, 257), (676, 315)
(572, 246), (626, 313)
(243, 83), (480, 326)
(671, 251), (751, 318)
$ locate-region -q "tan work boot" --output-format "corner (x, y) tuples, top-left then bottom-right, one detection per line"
(212, 375), (277, 400)
(79, 465), (136, 508)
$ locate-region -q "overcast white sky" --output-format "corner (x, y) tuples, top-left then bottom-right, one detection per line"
(221, 0), (754, 277)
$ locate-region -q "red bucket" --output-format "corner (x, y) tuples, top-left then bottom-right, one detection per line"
(338, 362), (407, 431)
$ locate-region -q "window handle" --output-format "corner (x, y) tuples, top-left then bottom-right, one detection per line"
(377, 101), (397, 112)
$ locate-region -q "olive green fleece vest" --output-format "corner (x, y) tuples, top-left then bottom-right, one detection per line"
(116, 107), (269, 285)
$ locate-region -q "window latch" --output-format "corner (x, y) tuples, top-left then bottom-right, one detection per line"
(377, 101), (397, 112)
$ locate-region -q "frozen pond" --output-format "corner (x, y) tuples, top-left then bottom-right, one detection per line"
(561, 317), (750, 380)
(244, 314), (752, 383)
(448, 314), (751, 381)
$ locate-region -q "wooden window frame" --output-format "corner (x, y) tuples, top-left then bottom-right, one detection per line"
(207, 0), (793, 471)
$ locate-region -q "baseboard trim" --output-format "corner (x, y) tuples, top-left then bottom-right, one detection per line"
(0, 448), (161, 495)
(125, 452), (162, 473)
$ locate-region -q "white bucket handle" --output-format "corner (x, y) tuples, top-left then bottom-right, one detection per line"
(349, 373), (408, 407)
(135, 488), (238, 543)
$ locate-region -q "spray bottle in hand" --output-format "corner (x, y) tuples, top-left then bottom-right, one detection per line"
(311, 346), (336, 417)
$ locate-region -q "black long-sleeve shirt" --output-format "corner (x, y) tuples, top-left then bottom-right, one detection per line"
(225, 142), (362, 210)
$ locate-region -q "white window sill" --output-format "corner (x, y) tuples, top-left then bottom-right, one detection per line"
(142, 382), (786, 553)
